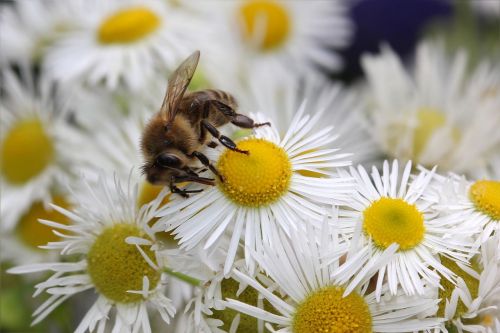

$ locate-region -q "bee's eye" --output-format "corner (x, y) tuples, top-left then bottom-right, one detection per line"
(156, 153), (181, 168)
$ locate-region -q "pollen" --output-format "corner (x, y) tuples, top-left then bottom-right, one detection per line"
(239, 0), (290, 51)
(292, 286), (372, 333)
(98, 7), (161, 44)
(1, 119), (54, 185)
(212, 278), (276, 332)
(363, 197), (425, 251)
(87, 224), (160, 304)
(16, 196), (71, 250)
(469, 180), (500, 221)
(217, 138), (292, 207)
(437, 255), (480, 319)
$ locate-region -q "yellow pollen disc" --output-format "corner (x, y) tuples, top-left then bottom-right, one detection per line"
(217, 138), (292, 207)
(16, 196), (71, 250)
(469, 180), (500, 221)
(239, 0), (290, 51)
(1, 119), (54, 185)
(212, 278), (277, 332)
(438, 255), (480, 319)
(293, 286), (372, 333)
(87, 224), (160, 304)
(97, 7), (161, 44)
(363, 197), (425, 251)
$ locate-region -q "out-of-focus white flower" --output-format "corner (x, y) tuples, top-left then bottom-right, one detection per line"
(0, 70), (80, 231)
(43, 0), (203, 91)
(195, 0), (352, 81)
(156, 107), (353, 274)
(223, 221), (442, 332)
(361, 42), (500, 175)
(335, 160), (477, 299)
(0, 1), (78, 65)
(8, 174), (176, 332)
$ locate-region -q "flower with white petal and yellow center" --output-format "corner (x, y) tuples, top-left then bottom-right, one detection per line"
(334, 160), (477, 298)
(362, 41), (500, 175)
(8, 174), (176, 332)
(44, 0), (201, 91)
(197, 0), (352, 80)
(433, 174), (500, 243)
(223, 222), (441, 332)
(157, 106), (353, 274)
(0, 70), (78, 236)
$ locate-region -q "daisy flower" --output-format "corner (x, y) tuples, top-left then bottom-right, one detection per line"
(0, 69), (81, 232)
(361, 41), (500, 175)
(195, 0), (352, 79)
(334, 160), (477, 298)
(8, 173), (175, 331)
(223, 220), (442, 332)
(43, 0), (202, 91)
(156, 106), (353, 274)
(438, 234), (500, 333)
(0, 1), (77, 65)
(431, 172), (500, 243)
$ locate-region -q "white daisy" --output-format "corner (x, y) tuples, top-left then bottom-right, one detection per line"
(195, 0), (352, 80)
(0, 1), (78, 65)
(43, 0), (202, 91)
(334, 160), (478, 299)
(438, 234), (500, 333)
(0, 69), (81, 231)
(7, 173), (175, 331)
(430, 172), (500, 243)
(155, 106), (353, 274)
(361, 41), (500, 175)
(223, 220), (442, 332)
(471, 0), (500, 18)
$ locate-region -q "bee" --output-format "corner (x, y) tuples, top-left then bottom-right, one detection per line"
(141, 50), (269, 197)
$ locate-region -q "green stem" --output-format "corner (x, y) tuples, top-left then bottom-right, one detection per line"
(163, 267), (202, 286)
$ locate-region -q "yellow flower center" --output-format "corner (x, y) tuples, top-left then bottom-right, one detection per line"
(239, 0), (290, 51)
(413, 108), (457, 158)
(293, 286), (372, 333)
(217, 138), (292, 207)
(16, 196), (71, 250)
(438, 255), (480, 319)
(87, 224), (160, 303)
(212, 278), (276, 332)
(469, 180), (500, 221)
(1, 119), (54, 185)
(97, 7), (161, 44)
(386, 108), (460, 163)
(363, 197), (425, 251)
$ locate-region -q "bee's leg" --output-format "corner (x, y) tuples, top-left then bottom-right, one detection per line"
(169, 175), (206, 198)
(208, 100), (271, 129)
(207, 141), (218, 148)
(190, 151), (224, 182)
(201, 119), (249, 155)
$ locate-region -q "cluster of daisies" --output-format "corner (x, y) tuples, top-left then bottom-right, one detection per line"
(1, 0), (500, 332)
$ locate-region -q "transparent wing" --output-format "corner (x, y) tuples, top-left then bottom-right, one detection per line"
(160, 50), (200, 122)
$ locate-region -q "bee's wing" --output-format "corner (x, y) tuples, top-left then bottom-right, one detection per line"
(160, 50), (200, 123)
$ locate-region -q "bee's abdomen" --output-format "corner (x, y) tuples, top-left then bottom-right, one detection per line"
(204, 89), (238, 109)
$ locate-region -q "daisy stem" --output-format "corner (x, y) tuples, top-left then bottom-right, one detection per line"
(163, 267), (201, 286)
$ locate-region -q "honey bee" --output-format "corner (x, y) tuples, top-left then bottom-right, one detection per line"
(141, 50), (269, 197)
